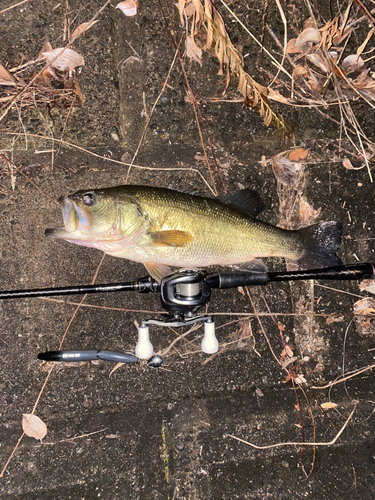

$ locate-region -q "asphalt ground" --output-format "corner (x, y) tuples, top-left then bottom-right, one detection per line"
(1, 1), (375, 499)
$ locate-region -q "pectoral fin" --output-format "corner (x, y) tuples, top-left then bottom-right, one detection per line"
(150, 230), (193, 247)
(144, 262), (172, 282)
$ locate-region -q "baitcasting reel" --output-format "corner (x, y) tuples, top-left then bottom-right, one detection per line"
(137, 268), (216, 357)
(1, 263), (374, 364)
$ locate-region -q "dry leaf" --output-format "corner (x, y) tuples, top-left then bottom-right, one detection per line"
(341, 54), (364, 74)
(306, 53), (329, 74)
(267, 88), (292, 105)
(343, 157), (354, 170)
(22, 414), (47, 441)
(342, 157), (363, 171)
(286, 38), (301, 54)
(293, 64), (310, 78)
(272, 157), (296, 186)
(109, 362), (124, 377)
(38, 42), (53, 60)
(294, 374), (307, 384)
(321, 402), (338, 409)
(288, 147), (309, 161)
(326, 314), (344, 325)
(175, 0), (186, 25)
(281, 345), (294, 358)
(303, 17), (315, 30)
(356, 28), (375, 60)
(295, 28), (321, 52)
(281, 356), (298, 369)
(241, 320), (252, 339)
(358, 279), (375, 296)
(43, 48), (84, 71)
(185, 35), (202, 66)
(175, 1), (195, 19)
(299, 197), (321, 224)
(0, 63), (16, 86)
(353, 298), (375, 316)
(354, 69), (375, 93)
(306, 72), (322, 92)
(71, 20), (99, 41)
(116, 0), (140, 16)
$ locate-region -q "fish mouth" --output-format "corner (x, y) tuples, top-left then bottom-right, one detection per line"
(45, 196), (90, 239)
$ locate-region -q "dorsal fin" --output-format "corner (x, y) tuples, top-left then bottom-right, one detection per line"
(217, 189), (265, 217)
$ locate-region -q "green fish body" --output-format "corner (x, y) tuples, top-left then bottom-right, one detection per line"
(45, 185), (342, 280)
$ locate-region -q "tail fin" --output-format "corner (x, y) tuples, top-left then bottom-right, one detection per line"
(296, 221), (342, 269)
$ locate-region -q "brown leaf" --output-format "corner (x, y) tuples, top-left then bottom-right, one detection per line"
(343, 157), (355, 170)
(43, 48), (84, 71)
(353, 297), (375, 315)
(286, 38), (301, 54)
(38, 42), (53, 60)
(295, 28), (321, 52)
(354, 69), (375, 93)
(358, 279), (375, 296)
(293, 64), (309, 78)
(272, 157), (296, 186)
(174, 0), (186, 25)
(299, 197), (321, 224)
(22, 414), (47, 441)
(306, 53), (329, 74)
(109, 362), (124, 377)
(321, 402), (338, 409)
(356, 28), (375, 60)
(341, 54), (364, 74)
(288, 147), (309, 161)
(281, 356), (297, 369)
(176, 1), (195, 18)
(71, 20), (99, 41)
(307, 75), (322, 92)
(116, 0), (140, 16)
(0, 63), (16, 86)
(342, 157), (363, 171)
(281, 345), (294, 358)
(242, 321), (253, 339)
(267, 88), (292, 105)
(303, 17), (315, 30)
(186, 35), (202, 66)
(326, 315), (344, 325)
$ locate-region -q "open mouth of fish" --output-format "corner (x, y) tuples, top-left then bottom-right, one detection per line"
(45, 196), (91, 240)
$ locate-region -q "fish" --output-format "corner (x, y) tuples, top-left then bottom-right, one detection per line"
(45, 185), (342, 281)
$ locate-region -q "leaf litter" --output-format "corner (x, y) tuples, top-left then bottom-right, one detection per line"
(0, 43), (85, 111)
(22, 414), (47, 442)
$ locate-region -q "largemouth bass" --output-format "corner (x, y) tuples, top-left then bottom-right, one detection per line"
(45, 185), (342, 280)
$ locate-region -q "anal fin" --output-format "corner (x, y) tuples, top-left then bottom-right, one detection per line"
(145, 262), (172, 282)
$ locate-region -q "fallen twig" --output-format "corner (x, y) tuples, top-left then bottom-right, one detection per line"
(228, 401), (358, 450)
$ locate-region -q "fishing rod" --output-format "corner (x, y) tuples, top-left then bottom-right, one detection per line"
(1, 263), (374, 364)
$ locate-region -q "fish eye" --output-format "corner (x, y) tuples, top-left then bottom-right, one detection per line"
(82, 192), (95, 206)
